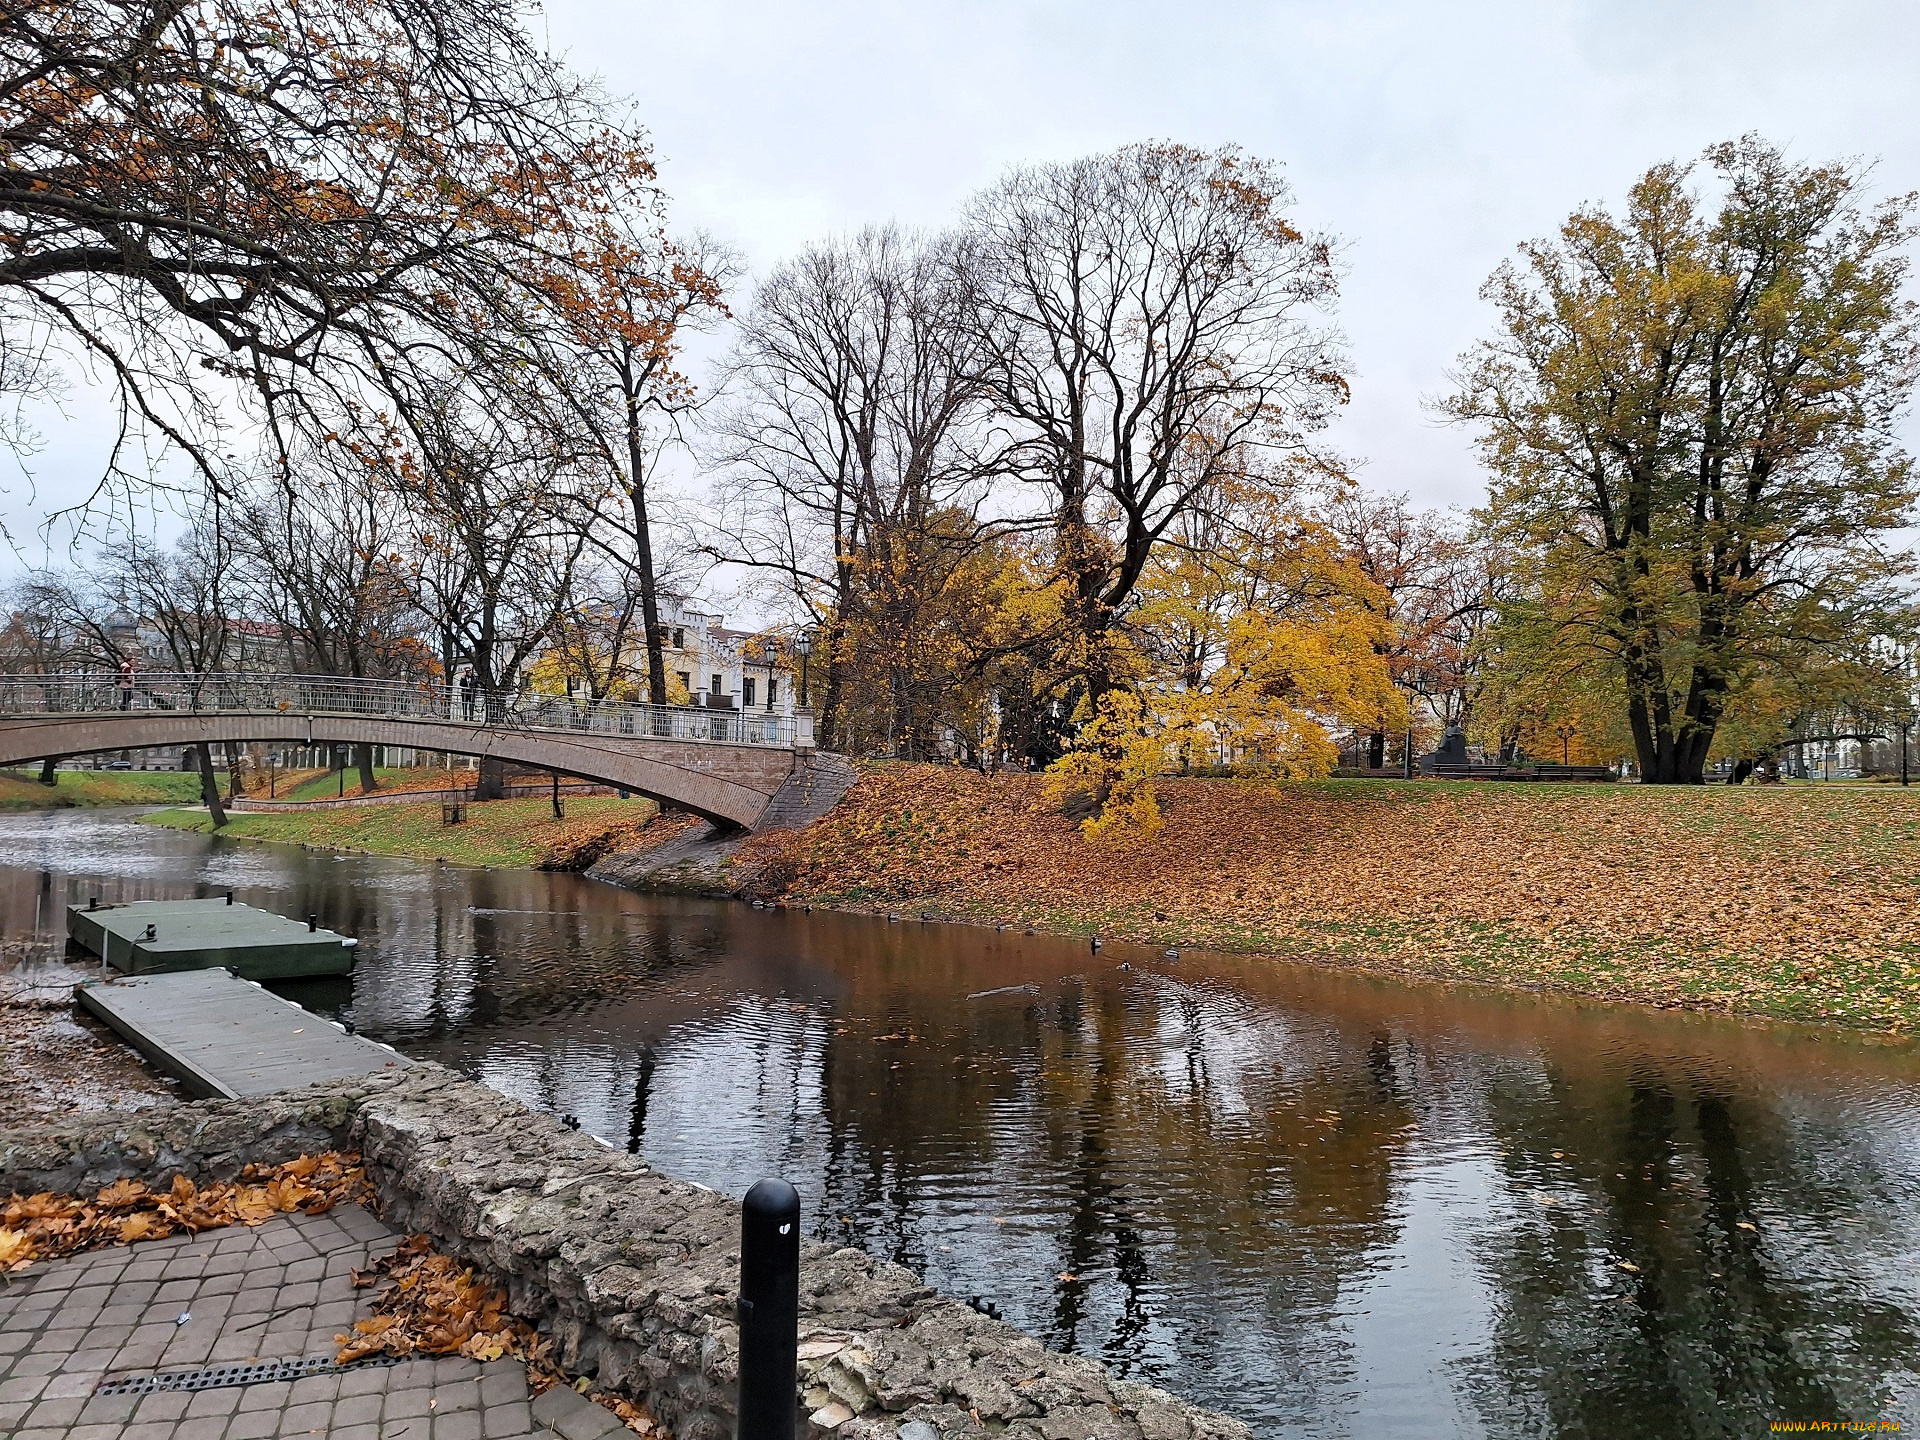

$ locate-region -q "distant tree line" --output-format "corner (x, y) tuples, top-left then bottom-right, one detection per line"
(3, 0), (1914, 815)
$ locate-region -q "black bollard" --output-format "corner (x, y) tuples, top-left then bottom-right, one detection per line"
(736, 1178), (800, 1440)
(308, 913), (318, 932)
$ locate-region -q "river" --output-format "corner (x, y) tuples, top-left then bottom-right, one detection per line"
(2, 807), (1918, 1437)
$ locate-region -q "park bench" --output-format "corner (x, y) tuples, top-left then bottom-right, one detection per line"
(1429, 763), (1614, 782)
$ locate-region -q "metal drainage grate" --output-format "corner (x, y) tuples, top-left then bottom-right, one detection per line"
(97, 1354), (400, 1396)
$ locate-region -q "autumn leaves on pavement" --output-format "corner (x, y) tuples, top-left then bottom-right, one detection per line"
(0, 1154), (658, 1433)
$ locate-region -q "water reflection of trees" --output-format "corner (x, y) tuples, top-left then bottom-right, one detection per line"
(1462, 1060), (1920, 1435)
(803, 952), (1417, 1416)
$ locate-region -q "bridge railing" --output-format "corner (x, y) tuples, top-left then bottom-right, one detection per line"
(0, 672), (799, 748)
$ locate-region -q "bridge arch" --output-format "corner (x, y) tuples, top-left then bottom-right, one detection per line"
(0, 711), (799, 830)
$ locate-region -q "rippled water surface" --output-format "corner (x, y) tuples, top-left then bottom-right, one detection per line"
(5, 808), (1920, 1437)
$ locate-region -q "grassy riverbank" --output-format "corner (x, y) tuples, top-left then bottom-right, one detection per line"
(0, 769), (204, 809)
(736, 764), (1920, 1033)
(144, 794), (662, 869)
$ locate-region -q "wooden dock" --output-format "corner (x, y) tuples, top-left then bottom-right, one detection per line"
(75, 969), (409, 1098)
(67, 897), (356, 980)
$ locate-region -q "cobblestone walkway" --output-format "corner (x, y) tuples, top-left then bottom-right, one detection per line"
(0, 1208), (628, 1440)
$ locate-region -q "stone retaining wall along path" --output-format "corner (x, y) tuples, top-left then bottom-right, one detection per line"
(1, 1065), (1252, 1440)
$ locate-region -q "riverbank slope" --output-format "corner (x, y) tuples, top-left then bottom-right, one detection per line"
(0, 769), (202, 808)
(734, 765), (1920, 1032)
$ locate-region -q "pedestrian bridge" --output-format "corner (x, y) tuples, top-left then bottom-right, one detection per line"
(0, 673), (813, 830)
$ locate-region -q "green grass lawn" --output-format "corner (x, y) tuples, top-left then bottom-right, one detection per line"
(144, 794), (658, 869)
(267, 766), (439, 802)
(0, 769), (205, 809)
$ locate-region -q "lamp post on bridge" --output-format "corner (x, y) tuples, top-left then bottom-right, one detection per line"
(794, 631), (812, 709)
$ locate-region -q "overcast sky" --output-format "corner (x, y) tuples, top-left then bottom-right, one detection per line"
(539, 0), (1920, 508)
(6, 0), (1918, 564)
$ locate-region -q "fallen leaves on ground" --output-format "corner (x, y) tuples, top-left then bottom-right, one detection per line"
(534, 812), (664, 871)
(0, 1152), (369, 1273)
(340, 1234), (658, 1433)
(0, 970), (180, 1124)
(736, 764), (1920, 1030)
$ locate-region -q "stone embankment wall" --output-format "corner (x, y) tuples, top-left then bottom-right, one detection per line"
(0, 1064), (1250, 1440)
(589, 752), (859, 896)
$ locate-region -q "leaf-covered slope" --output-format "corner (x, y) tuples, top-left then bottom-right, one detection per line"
(741, 767), (1920, 1031)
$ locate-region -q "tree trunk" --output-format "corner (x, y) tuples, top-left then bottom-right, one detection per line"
(816, 610), (850, 752)
(354, 742), (379, 794)
(37, 756), (57, 786)
(476, 755), (506, 800)
(627, 422), (668, 707)
(193, 742), (227, 828)
(1366, 730), (1386, 769)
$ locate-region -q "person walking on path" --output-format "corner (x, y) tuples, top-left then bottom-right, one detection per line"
(117, 655), (134, 711)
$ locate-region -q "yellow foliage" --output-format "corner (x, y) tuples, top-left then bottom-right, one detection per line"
(1044, 691), (1166, 843)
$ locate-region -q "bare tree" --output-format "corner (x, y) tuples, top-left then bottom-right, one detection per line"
(558, 233), (736, 705)
(708, 225), (992, 748)
(958, 143), (1347, 702)
(233, 432), (430, 792)
(400, 388), (590, 795)
(2, 0), (673, 509)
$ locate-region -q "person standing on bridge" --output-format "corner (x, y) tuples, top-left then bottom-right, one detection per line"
(458, 666), (477, 722)
(117, 655), (134, 711)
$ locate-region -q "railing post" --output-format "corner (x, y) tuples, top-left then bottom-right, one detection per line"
(736, 1178), (799, 1440)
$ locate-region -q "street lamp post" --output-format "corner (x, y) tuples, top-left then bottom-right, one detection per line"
(795, 632), (812, 708)
(1899, 654), (1916, 788)
(1556, 723), (1577, 767)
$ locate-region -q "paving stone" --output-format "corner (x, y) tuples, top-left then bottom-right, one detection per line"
(483, 1399), (535, 1437)
(479, 1363), (528, 1407)
(40, 1367), (104, 1398)
(23, 1394), (87, 1426)
(132, 1390), (193, 1421)
(386, 1384), (435, 1419)
(283, 1397), (336, 1432)
(434, 1409), (486, 1440)
(183, 1384), (244, 1416)
(227, 1409), (289, 1440)
(338, 1364), (394, 1397)
(77, 1389), (141, 1425)
(430, 1377), (482, 1412)
(332, 1389), (383, 1426)
(236, 1379), (296, 1412)
(287, 1370), (341, 1404)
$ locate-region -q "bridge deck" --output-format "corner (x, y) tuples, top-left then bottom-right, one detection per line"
(75, 969), (410, 1098)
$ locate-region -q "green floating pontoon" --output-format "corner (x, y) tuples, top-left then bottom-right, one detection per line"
(67, 897), (357, 980)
